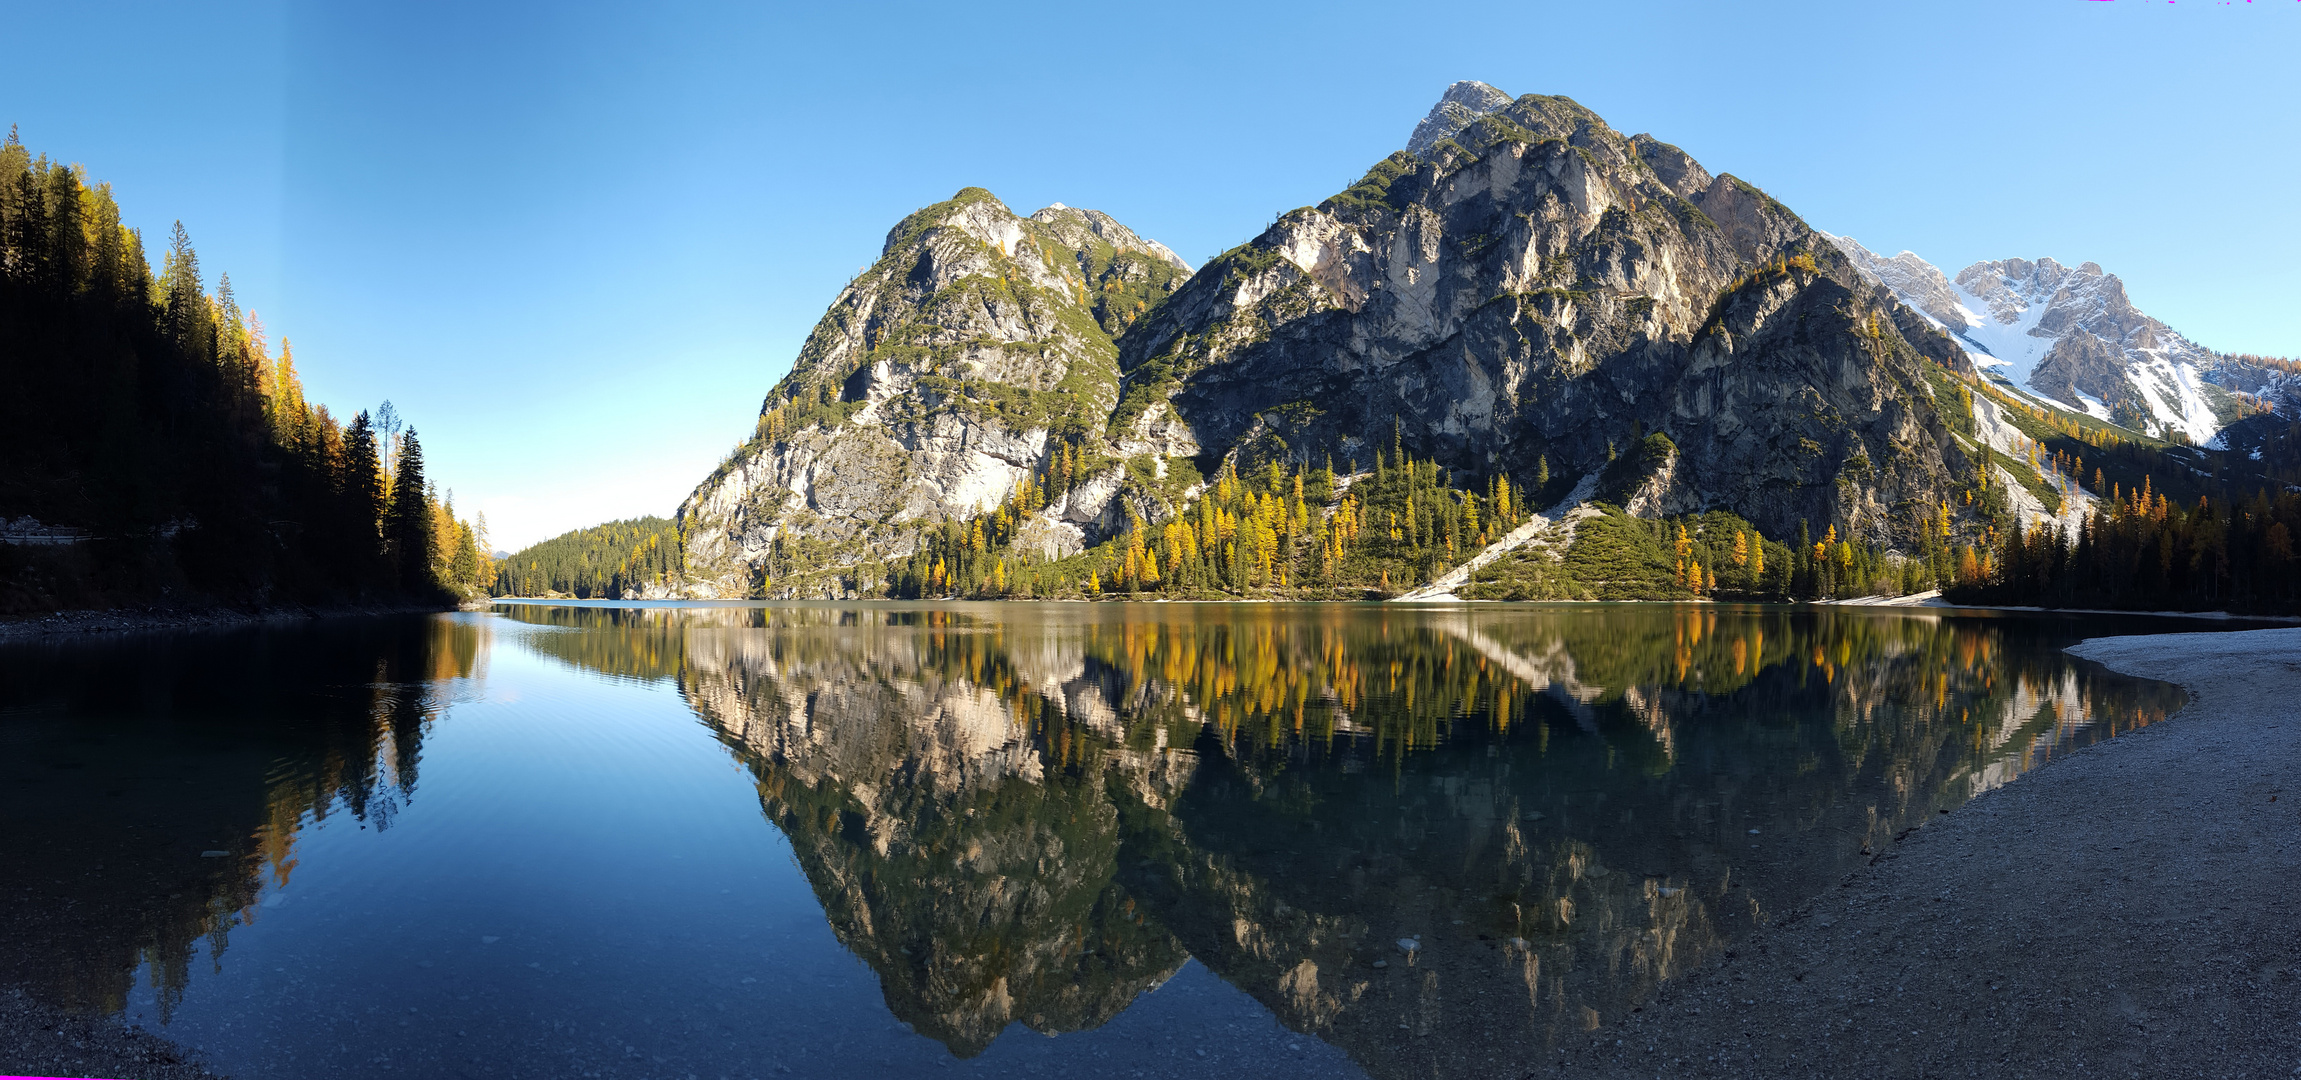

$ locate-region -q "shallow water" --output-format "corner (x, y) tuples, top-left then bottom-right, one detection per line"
(0, 602), (2199, 1079)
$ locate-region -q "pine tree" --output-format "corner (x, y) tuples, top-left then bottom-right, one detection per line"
(386, 429), (437, 593)
(1795, 520), (1813, 598)
(161, 221), (209, 358)
(342, 411), (388, 586)
(376, 400), (403, 489)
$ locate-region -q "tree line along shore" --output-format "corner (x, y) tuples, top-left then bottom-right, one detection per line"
(497, 419), (2301, 615)
(0, 129), (493, 615)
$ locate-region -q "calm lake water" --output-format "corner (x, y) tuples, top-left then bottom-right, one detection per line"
(0, 602), (2200, 1079)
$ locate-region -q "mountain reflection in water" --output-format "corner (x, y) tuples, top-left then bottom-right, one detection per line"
(500, 602), (2178, 1073)
(0, 604), (2188, 1080)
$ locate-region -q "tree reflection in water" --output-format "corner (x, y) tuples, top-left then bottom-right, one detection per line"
(496, 602), (2180, 1075)
(0, 616), (485, 1019)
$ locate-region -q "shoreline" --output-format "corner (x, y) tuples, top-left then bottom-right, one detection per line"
(0, 987), (229, 1079)
(0, 600), (465, 642)
(1564, 625), (2301, 1078)
(487, 593), (2301, 624)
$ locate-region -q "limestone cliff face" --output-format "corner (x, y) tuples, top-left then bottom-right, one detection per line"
(1116, 91), (1966, 545)
(676, 190), (1190, 596)
(1821, 231), (1970, 334)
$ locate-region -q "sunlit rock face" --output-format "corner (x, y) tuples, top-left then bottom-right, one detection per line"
(1405, 80), (1516, 158)
(676, 191), (1193, 598)
(1116, 89), (1972, 547)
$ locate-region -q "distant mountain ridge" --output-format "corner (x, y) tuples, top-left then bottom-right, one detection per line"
(1821, 235), (2278, 444)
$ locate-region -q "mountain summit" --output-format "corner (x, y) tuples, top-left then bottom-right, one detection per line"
(1405, 80), (1513, 158)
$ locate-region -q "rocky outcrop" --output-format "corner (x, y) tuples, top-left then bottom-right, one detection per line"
(1405, 80), (1514, 158)
(1822, 231), (1969, 334)
(675, 190), (1191, 596)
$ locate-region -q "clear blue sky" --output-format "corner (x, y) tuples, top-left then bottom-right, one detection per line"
(7, 1), (2296, 550)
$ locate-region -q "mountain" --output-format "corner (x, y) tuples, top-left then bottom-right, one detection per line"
(1111, 88), (1973, 544)
(1821, 236), (2257, 444)
(1404, 79), (1515, 157)
(673, 189), (1192, 597)
(669, 83), (2002, 600)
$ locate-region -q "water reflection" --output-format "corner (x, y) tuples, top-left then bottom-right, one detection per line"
(0, 617), (481, 1018)
(494, 602), (2181, 1074)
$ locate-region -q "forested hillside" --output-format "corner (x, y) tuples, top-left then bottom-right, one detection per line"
(0, 128), (489, 613)
(493, 517), (680, 598)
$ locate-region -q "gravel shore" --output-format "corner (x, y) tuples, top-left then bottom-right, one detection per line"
(0, 988), (228, 1079)
(1560, 626), (2301, 1079)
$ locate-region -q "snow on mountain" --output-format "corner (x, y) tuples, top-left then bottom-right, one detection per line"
(1823, 234), (2238, 446)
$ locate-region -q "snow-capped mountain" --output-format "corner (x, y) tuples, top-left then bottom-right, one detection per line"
(1824, 234), (2239, 445)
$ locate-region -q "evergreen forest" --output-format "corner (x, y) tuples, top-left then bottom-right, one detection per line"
(494, 517), (682, 599)
(0, 129), (489, 613)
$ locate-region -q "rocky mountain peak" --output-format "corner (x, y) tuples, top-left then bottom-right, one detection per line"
(1629, 134), (1714, 199)
(672, 87), (2027, 598)
(1828, 239), (2234, 442)
(879, 186), (1024, 259)
(1405, 80), (1514, 157)
(673, 188), (1192, 595)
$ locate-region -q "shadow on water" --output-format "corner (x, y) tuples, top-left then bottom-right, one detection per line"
(491, 602), (2184, 1076)
(0, 615), (482, 1019)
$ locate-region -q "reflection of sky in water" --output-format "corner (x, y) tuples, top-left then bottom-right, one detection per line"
(0, 604), (2200, 1080)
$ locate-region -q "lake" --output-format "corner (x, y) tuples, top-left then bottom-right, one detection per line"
(0, 602), (2196, 1079)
